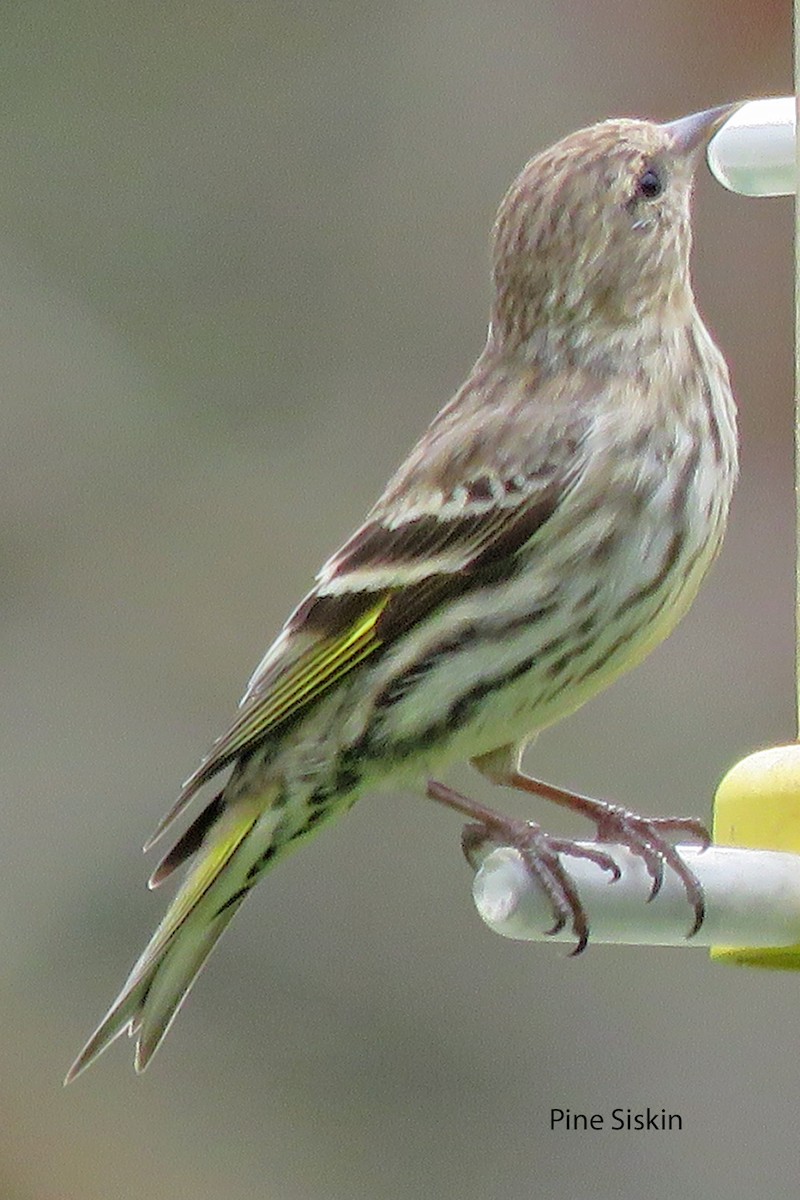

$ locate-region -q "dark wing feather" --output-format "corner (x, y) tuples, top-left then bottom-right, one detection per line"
(148, 366), (593, 847)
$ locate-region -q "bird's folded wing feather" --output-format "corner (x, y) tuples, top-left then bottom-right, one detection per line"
(149, 371), (593, 844)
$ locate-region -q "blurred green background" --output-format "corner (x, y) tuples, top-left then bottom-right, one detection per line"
(0, 2), (793, 1197)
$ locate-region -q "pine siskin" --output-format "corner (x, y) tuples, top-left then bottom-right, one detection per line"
(67, 103), (741, 1080)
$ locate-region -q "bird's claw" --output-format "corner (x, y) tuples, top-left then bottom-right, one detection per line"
(593, 805), (709, 937)
(462, 819), (620, 954)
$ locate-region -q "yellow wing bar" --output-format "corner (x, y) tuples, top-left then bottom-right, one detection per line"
(147, 592), (393, 848)
(228, 594), (390, 751)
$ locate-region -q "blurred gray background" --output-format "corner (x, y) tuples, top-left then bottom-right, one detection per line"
(0, 2), (793, 1197)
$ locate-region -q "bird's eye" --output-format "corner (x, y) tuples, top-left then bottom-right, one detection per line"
(635, 166), (664, 200)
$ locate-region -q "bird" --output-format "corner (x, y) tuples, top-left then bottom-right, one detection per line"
(67, 102), (740, 1080)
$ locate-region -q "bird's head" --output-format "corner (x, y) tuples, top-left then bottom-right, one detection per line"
(490, 104), (740, 363)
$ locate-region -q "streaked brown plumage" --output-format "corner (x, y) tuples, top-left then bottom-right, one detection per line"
(68, 104), (740, 1080)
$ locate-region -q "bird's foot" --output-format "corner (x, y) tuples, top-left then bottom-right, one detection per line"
(488, 769), (711, 939)
(591, 805), (710, 936)
(427, 780), (620, 954)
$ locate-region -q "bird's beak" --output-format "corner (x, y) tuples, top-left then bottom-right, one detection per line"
(662, 102), (745, 158)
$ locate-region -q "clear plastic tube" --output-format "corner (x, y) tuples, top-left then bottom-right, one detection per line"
(707, 96), (795, 197)
(471, 844), (800, 947)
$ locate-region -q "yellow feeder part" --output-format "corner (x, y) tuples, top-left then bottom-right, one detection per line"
(711, 743), (800, 968)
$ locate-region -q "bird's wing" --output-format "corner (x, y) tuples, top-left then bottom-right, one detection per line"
(148, 370), (592, 845)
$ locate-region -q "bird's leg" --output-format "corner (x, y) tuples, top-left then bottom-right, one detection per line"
(426, 779), (621, 954)
(476, 761), (710, 938)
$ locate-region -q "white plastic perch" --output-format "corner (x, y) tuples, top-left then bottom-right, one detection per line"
(707, 96), (795, 196)
(471, 844), (800, 948)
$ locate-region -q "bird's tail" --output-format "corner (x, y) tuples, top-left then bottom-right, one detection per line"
(65, 786), (287, 1082)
